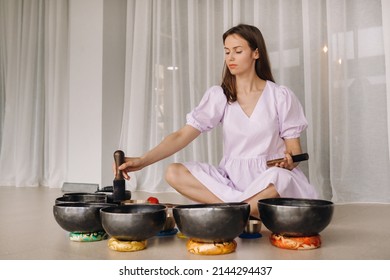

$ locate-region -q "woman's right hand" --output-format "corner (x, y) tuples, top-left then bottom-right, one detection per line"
(112, 157), (144, 180)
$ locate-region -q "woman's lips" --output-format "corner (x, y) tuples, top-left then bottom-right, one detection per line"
(229, 64), (237, 69)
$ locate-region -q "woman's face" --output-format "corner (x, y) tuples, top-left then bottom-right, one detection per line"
(224, 34), (258, 76)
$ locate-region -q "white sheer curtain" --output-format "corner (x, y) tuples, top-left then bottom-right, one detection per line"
(0, 0), (68, 188)
(325, 0), (390, 202)
(120, 0), (390, 203)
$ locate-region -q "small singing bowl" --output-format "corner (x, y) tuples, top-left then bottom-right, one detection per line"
(243, 219), (262, 234)
(160, 203), (179, 231)
(161, 212), (176, 232)
(60, 192), (107, 203)
(55, 194), (107, 205)
(121, 199), (147, 205)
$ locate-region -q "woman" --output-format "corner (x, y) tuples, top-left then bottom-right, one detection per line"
(118, 24), (318, 217)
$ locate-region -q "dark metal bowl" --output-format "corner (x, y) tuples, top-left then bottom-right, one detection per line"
(100, 204), (167, 241)
(59, 192), (107, 204)
(55, 196), (107, 205)
(173, 202), (250, 242)
(53, 202), (116, 233)
(258, 198), (334, 237)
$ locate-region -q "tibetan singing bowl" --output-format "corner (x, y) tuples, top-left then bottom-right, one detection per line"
(258, 198), (334, 237)
(57, 192), (107, 204)
(53, 202), (116, 233)
(100, 204), (167, 241)
(173, 202), (250, 242)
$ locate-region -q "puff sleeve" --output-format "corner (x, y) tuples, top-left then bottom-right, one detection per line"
(275, 86), (308, 139)
(186, 86), (228, 133)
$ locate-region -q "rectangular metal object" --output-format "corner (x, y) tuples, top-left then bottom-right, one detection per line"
(61, 182), (99, 193)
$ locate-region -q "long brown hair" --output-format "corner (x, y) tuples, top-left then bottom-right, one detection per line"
(221, 24), (275, 103)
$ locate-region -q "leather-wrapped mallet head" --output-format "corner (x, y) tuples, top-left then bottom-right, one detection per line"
(113, 150), (126, 202)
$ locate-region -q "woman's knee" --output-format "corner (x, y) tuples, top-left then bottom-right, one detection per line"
(165, 163), (186, 186)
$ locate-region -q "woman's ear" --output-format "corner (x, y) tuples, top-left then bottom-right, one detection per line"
(253, 48), (260, 59)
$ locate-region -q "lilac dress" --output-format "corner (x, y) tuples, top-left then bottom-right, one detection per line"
(184, 81), (318, 202)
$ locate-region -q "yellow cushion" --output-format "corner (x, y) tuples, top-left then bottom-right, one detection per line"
(107, 237), (147, 252)
(186, 239), (237, 255)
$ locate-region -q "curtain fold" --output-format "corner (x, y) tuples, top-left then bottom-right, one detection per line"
(382, 0), (390, 162)
(0, 0), (45, 187)
(42, 0), (69, 188)
(326, 0), (390, 202)
(0, 0), (68, 188)
(301, 0), (331, 199)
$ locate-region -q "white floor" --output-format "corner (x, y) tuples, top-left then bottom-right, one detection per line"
(1, 186), (390, 260)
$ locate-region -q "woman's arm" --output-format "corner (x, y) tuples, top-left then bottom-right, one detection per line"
(141, 124), (200, 166)
(274, 137), (303, 170)
(118, 125), (201, 179)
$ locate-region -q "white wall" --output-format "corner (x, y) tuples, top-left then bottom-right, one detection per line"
(68, 0), (125, 188)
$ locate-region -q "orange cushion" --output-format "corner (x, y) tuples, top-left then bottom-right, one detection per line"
(270, 234), (321, 250)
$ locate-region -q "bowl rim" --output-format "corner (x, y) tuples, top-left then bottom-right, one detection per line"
(95, 190), (131, 194)
(100, 204), (167, 215)
(120, 199), (148, 204)
(63, 192), (107, 197)
(173, 202), (249, 209)
(54, 202), (117, 208)
(258, 197), (333, 208)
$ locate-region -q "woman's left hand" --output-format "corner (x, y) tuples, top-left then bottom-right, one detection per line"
(274, 152), (297, 170)
(276, 138), (302, 170)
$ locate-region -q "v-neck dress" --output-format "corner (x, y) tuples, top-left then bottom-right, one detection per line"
(183, 81), (318, 202)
